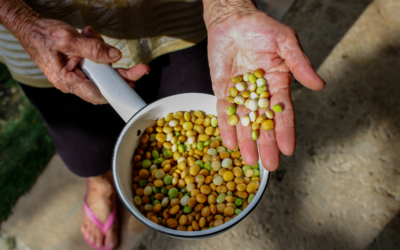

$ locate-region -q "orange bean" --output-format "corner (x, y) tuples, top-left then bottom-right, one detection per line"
(224, 207), (235, 216)
(214, 219), (224, 227)
(179, 215), (188, 225)
(192, 220), (200, 231)
(196, 194), (207, 203)
(170, 205), (180, 215)
(177, 225), (187, 231)
(166, 218), (178, 228)
(150, 216), (158, 224)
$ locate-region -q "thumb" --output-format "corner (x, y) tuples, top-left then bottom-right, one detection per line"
(279, 30), (325, 91)
(67, 29), (121, 64)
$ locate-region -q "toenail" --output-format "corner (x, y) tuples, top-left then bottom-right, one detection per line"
(96, 243), (102, 248)
(108, 242), (115, 248)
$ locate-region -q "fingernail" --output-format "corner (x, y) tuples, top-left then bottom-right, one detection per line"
(88, 26), (95, 34)
(108, 242), (115, 248)
(108, 48), (120, 59)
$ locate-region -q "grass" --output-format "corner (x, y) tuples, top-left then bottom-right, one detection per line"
(0, 63), (55, 223)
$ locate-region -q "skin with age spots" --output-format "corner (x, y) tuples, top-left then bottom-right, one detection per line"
(204, 0), (325, 171)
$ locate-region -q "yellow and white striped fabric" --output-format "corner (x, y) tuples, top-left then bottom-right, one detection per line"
(0, 0), (207, 87)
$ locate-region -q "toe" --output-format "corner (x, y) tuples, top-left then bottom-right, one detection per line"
(94, 230), (104, 249)
(88, 230), (94, 244)
(81, 225), (87, 239)
(105, 224), (118, 249)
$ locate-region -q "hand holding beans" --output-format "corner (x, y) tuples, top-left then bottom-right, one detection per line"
(207, 10), (325, 170)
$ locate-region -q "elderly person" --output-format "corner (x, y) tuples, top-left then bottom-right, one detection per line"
(0, 0), (324, 249)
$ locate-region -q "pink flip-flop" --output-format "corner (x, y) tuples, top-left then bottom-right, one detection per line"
(83, 180), (117, 250)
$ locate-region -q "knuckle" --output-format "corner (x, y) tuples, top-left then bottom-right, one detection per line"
(90, 39), (104, 60)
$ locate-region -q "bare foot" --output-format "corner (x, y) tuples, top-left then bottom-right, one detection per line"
(81, 171), (118, 249)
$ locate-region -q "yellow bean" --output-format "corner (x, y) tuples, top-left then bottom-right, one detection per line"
(262, 120), (274, 131)
(229, 87), (238, 97)
(228, 115), (239, 126)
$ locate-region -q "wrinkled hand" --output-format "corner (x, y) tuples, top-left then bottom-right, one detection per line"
(208, 11), (325, 171)
(18, 19), (149, 104)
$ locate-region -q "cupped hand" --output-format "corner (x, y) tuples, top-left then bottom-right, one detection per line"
(207, 11), (325, 171)
(18, 19), (149, 104)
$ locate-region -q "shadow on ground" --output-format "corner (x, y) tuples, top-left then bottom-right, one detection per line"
(126, 1), (400, 250)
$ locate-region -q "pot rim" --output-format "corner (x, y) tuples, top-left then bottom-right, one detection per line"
(112, 92), (270, 238)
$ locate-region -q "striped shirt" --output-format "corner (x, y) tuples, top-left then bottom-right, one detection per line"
(0, 0), (207, 87)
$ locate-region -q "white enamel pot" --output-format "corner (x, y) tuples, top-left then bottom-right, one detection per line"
(80, 59), (270, 239)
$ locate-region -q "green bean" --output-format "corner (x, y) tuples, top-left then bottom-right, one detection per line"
(204, 162), (212, 171)
(152, 186), (160, 194)
(195, 160), (204, 168)
(273, 104), (283, 113)
(183, 206), (193, 213)
(234, 198), (243, 206)
(163, 149), (173, 158)
(149, 133), (156, 142)
(251, 163), (259, 169)
(226, 105), (236, 116)
(142, 159), (152, 168)
(235, 208), (243, 215)
(161, 186), (168, 195)
(178, 144), (185, 153)
(163, 175), (173, 185)
(242, 165), (251, 174)
(139, 179), (148, 187)
(248, 194), (255, 203)
(211, 117), (218, 127)
(253, 169), (260, 177)
(153, 158), (163, 165)
(152, 150), (159, 159)
(256, 85), (267, 94)
(195, 142), (203, 151)
(216, 193), (226, 203)
(252, 130), (259, 140)
(249, 74), (257, 83)
(168, 188), (179, 198)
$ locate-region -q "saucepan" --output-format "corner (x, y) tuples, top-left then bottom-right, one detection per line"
(80, 59), (270, 239)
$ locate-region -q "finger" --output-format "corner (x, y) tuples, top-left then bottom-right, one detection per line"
(58, 55), (106, 104)
(279, 30), (325, 91)
(258, 124), (280, 171)
(115, 64), (150, 82)
(263, 72), (291, 95)
(127, 81), (135, 89)
(81, 26), (105, 42)
(270, 88), (296, 156)
(217, 98), (238, 150)
(63, 32), (121, 64)
(64, 68), (107, 105)
(236, 104), (259, 166)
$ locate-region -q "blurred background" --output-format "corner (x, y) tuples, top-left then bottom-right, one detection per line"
(1, 0), (399, 249)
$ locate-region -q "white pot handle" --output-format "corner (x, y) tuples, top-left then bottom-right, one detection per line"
(80, 59), (147, 123)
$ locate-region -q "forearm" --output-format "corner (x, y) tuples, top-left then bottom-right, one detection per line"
(0, 0), (40, 38)
(203, 0), (258, 30)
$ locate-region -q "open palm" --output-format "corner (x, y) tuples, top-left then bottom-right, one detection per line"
(208, 11), (325, 171)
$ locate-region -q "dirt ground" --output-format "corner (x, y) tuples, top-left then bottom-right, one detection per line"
(129, 0), (400, 249)
(1, 0), (399, 250)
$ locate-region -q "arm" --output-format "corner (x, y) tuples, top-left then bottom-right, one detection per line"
(0, 0), (149, 104)
(203, 0), (325, 170)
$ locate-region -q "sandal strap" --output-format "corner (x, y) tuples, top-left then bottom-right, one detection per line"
(84, 179), (116, 236)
